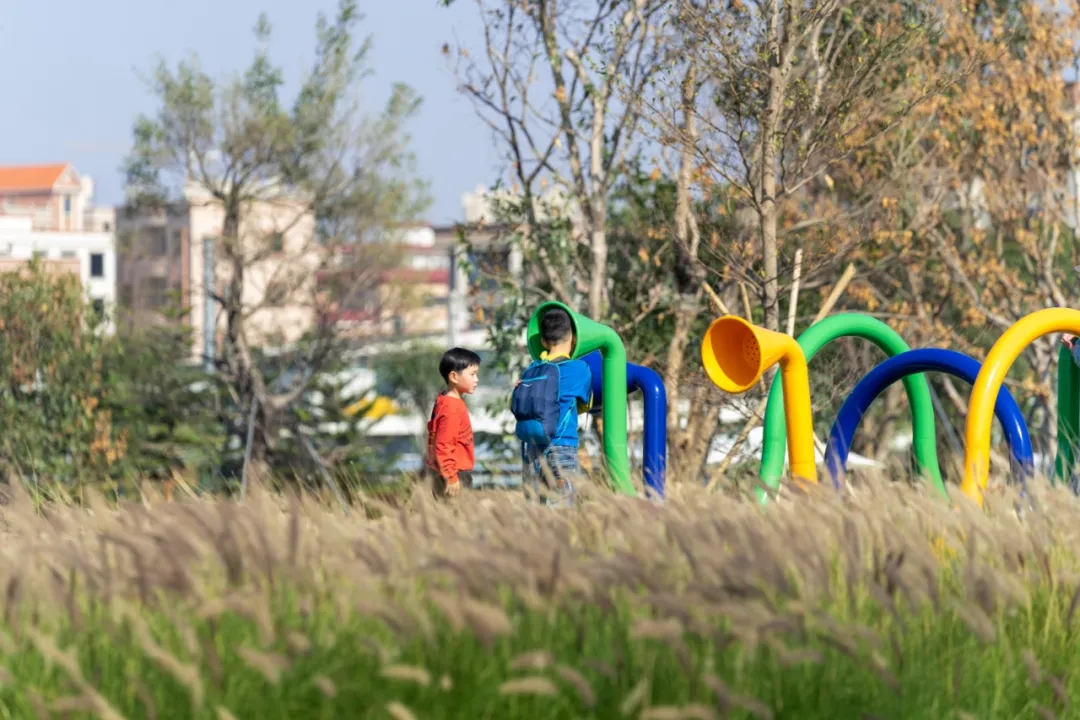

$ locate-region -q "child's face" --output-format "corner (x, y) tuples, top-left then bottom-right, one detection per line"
(450, 365), (480, 395)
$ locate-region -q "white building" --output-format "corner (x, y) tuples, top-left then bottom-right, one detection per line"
(0, 215), (116, 331)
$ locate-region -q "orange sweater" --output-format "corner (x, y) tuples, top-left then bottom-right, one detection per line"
(426, 393), (474, 484)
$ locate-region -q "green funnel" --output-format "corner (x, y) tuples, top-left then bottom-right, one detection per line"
(526, 301), (634, 495)
(758, 313), (944, 502)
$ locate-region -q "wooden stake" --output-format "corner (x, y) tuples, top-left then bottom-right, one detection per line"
(812, 262), (856, 324)
(740, 282), (754, 322)
(701, 281), (730, 314)
(786, 248), (803, 337)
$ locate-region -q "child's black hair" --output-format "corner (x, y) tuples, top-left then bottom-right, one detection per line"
(539, 307), (575, 345)
(439, 347), (482, 383)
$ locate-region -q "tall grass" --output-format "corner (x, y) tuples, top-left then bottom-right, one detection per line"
(0, 472), (1079, 718)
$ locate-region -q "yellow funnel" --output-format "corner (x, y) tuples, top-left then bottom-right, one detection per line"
(701, 315), (817, 482)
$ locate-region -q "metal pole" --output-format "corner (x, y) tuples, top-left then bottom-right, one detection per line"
(447, 243), (457, 349)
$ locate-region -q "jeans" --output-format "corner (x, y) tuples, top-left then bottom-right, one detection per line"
(522, 443), (578, 508)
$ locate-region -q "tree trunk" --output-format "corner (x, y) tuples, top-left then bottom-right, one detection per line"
(685, 404), (721, 480)
(665, 299), (698, 430)
(587, 203), (608, 320)
(221, 202), (273, 472)
(670, 384), (720, 481)
(872, 384), (904, 461)
(759, 97), (782, 331)
(758, 0), (788, 333)
(663, 63), (703, 477)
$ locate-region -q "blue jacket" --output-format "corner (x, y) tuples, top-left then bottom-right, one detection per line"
(541, 354), (592, 448)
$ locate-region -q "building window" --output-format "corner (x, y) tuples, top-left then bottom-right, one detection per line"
(91, 298), (105, 321)
(32, 250), (46, 259)
(90, 253), (104, 278)
(61, 250), (76, 259)
(103, 222), (111, 231)
(270, 233), (284, 253)
(148, 278), (168, 309)
(63, 197), (71, 214)
(149, 228), (167, 256)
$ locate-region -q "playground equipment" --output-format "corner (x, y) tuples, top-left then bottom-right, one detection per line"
(526, 302), (634, 495)
(701, 315), (817, 483)
(825, 348), (1033, 490)
(700, 306), (1080, 507)
(1055, 342), (1080, 488)
(759, 314), (943, 501)
(962, 308), (1080, 506)
(344, 394), (396, 421)
(581, 352), (667, 499)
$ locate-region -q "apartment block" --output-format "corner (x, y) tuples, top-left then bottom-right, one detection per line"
(116, 183), (322, 362)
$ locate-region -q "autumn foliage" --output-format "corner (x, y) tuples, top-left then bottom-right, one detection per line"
(0, 259), (125, 483)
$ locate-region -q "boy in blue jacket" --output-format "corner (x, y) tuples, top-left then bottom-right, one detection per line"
(512, 307), (591, 507)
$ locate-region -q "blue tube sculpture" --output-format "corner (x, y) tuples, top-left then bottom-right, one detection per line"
(825, 348), (1034, 489)
(581, 352), (667, 498)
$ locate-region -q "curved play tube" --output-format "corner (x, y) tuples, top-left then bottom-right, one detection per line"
(962, 308), (1080, 505)
(759, 314), (943, 501)
(825, 348), (1033, 489)
(526, 301), (633, 495)
(1054, 342), (1079, 489)
(702, 315), (817, 482)
(581, 352), (667, 498)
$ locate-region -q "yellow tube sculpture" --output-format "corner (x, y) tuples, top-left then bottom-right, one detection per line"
(961, 308), (1080, 506)
(701, 315), (817, 482)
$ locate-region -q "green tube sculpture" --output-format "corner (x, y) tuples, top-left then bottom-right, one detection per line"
(525, 301), (634, 495)
(757, 314), (946, 502)
(1054, 342), (1079, 488)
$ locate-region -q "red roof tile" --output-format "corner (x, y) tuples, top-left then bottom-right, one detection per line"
(0, 163), (73, 192)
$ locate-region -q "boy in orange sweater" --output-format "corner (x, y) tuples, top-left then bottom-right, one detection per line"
(426, 347), (481, 498)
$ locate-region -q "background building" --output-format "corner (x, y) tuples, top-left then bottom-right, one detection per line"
(0, 215), (116, 330)
(325, 224), (454, 342)
(116, 183), (321, 363)
(0, 163), (107, 232)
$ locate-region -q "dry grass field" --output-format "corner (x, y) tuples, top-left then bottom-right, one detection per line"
(0, 472), (1079, 718)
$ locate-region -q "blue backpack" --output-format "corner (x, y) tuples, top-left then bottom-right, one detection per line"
(511, 358), (574, 446)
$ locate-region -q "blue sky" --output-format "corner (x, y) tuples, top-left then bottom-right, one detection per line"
(0, 0), (499, 225)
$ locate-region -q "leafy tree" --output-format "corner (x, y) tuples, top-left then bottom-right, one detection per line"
(659, 0), (963, 333)
(103, 321), (225, 486)
(0, 260), (121, 490)
(447, 0), (669, 321)
(846, 0), (1080, 465)
(123, 0), (429, 479)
